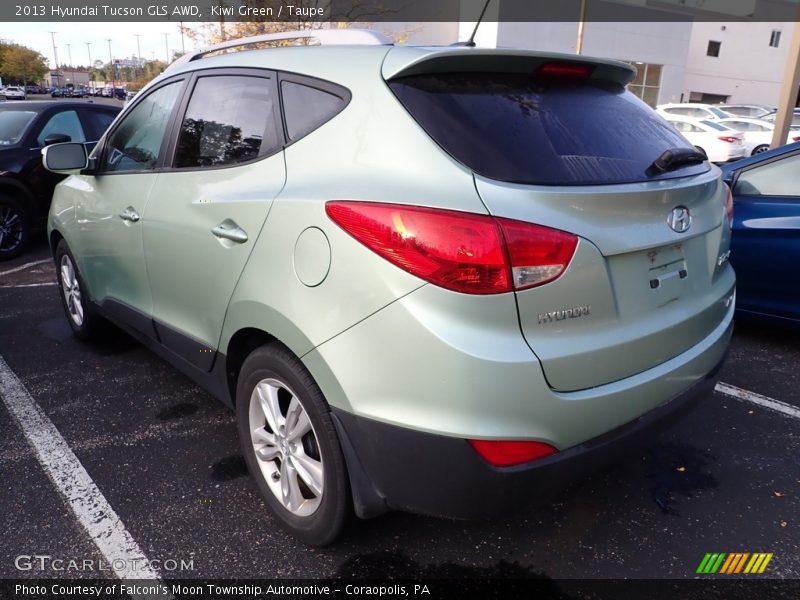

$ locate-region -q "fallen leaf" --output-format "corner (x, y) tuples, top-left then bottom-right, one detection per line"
(677, 466), (686, 472)
(780, 521), (788, 528)
(774, 491), (785, 497)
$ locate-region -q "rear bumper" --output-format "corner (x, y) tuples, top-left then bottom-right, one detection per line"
(333, 353), (725, 520)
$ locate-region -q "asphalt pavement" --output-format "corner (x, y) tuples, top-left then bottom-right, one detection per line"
(0, 236), (798, 587)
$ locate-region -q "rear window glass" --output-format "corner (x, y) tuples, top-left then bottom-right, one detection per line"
(389, 73), (707, 185)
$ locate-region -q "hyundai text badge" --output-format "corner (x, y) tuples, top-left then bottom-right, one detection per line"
(667, 206), (691, 233)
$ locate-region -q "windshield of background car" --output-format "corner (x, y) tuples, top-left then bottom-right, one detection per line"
(0, 110), (37, 145)
(708, 106), (732, 118)
(389, 72), (707, 185)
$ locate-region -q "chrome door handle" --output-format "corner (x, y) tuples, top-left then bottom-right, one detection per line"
(119, 207), (140, 222)
(211, 221), (248, 244)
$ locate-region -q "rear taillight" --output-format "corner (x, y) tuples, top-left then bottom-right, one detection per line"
(718, 136), (740, 143)
(793, 136), (800, 142)
(468, 439), (558, 467)
(723, 183), (734, 227)
(325, 201), (577, 295)
(534, 62), (594, 81)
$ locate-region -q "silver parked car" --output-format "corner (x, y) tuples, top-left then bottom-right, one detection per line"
(45, 30), (735, 544)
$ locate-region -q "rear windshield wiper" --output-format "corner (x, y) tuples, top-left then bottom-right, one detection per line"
(646, 147), (707, 177)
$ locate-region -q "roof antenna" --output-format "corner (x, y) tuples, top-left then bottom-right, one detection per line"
(453, 0), (493, 47)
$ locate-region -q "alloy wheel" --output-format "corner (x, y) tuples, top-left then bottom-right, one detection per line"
(0, 204), (23, 254)
(248, 378), (324, 517)
(60, 254), (84, 327)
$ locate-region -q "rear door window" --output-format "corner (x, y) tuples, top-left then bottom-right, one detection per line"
(81, 109), (117, 140)
(173, 74), (281, 169)
(390, 73), (705, 185)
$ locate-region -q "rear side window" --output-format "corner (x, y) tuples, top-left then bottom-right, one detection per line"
(281, 80), (348, 142)
(390, 73), (706, 185)
(82, 109), (117, 140)
(174, 75), (281, 169)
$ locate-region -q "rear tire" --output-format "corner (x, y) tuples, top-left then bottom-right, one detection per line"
(752, 144), (769, 155)
(0, 195), (29, 261)
(236, 343), (350, 545)
(55, 240), (104, 340)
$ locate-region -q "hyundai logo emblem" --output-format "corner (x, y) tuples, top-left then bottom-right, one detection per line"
(667, 206), (692, 233)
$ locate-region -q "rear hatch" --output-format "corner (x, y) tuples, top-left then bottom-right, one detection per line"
(386, 49), (733, 391)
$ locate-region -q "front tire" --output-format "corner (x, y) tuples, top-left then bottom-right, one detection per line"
(752, 144), (769, 155)
(0, 195), (29, 260)
(236, 343), (350, 545)
(55, 240), (104, 340)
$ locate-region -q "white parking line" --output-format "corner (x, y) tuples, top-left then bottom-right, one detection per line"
(0, 259), (50, 278)
(0, 282), (58, 288)
(715, 382), (800, 420)
(0, 354), (162, 581)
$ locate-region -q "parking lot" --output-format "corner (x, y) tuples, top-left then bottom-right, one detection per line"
(0, 233), (798, 587)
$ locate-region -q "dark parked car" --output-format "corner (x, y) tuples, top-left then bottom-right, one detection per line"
(0, 101), (120, 259)
(721, 141), (800, 326)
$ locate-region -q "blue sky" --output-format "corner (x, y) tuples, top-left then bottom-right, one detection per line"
(5, 22), (202, 68)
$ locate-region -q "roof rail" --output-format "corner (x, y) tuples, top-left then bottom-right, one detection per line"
(166, 29), (392, 72)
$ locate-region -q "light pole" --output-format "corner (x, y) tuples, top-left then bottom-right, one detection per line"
(49, 31), (59, 88)
(66, 43), (74, 91)
(85, 42), (93, 92)
(164, 32), (169, 64)
(106, 38), (114, 96)
(134, 33), (142, 79)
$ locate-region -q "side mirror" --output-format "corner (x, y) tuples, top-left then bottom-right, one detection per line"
(43, 133), (71, 146)
(42, 142), (89, 174)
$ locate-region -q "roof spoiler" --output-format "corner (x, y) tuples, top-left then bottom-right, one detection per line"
(382, 48), (636, 87)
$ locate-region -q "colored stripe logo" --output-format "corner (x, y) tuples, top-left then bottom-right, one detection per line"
(697, 553), (773, 574)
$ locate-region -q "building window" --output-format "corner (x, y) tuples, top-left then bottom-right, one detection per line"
(626, 62), (662, 108)
(707, 40), (721, 57)
(769, 30), (782, 48)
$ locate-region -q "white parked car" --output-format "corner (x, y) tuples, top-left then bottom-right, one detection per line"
(2, 86), (26, 100)
(657, 102), (732, 121)
(717, 117), (800, 155)
(662, 115), (745, 162)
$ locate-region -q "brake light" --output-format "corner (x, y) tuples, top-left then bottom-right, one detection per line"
(325, 202), (577, 294)
(468, 439), (557, 467)
(535, 62), (593, 81)
(723, 183), (734, 228)
(793, 136), (800, 142)
(718, 136), (740, 143)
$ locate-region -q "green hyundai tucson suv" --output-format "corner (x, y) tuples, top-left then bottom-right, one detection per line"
(44, 30), (735, 545)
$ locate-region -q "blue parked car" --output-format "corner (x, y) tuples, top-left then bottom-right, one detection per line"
(721, 141), (800, 326)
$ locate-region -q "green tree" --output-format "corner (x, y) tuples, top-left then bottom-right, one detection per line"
(0, 41), (48, 85)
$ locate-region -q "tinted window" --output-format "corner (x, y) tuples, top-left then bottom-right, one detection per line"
(0, 110), (36, 145)
(666, 107), (693, 117)
(102, 81), (182, 173)
(282, 81), (346, 141)
(37, 110), (86, 146)
(174, 75), (280, 169)
(82, 109), (117, 140)
(390, 73), (703, 186)
(735, 153), (800, 197)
